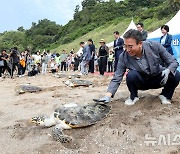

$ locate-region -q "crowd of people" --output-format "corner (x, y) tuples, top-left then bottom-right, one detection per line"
(0, 23), (176, 81)
(0, 41), (115, 79)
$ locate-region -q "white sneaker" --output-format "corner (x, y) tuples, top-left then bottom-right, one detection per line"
(125, 97), (139, 106)
(159, 95), (171, 104)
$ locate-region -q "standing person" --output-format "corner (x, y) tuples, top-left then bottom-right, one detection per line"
(74, 54), (80, 71)
(9, 47), (21, 77)
(160, 25), (173, 55)
(98, 39), (109, 76)
(88, 39), (95, 73)
(41, 52), (48, 74)
(0, 51), (6, 79)
(113, 31), (124, 72)
(93, 29), (180, 105)
(94, 52), (99, 72)
(79, 42), (91, 75)
(0, 50), (11, 77)
(136, 23), (148, 41)
(108, 50), (114, 72)
(33, 51), (41, 73)
(19, 51), (26, 76)
(24, 49), (32, 72)
(60, 50), (68, 72)
(55, 53), (61, 70)
(47, 50), (51, 68)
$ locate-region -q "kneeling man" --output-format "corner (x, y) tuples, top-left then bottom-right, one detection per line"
(94, 29), (180, 105)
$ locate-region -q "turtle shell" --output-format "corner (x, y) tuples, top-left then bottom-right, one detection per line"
(64, 79), (93, 87)
(54, 103), (111, 128)
(16, 85), (42, 94)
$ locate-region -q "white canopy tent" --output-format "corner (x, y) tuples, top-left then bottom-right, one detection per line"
(106, 19), (137, 47)
(148, 10), (180, 39)
(147, 10), (180, 71)
(77, 19), (137, 55)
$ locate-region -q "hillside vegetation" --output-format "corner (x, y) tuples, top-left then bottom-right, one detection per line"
(52, 16), (173, 52)
(0, 0), (179, 52)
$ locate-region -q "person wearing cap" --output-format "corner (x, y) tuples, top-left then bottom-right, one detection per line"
(93, 29), (180, 106)
(98, 39), (109, 76)
(113, 31), (124, 72)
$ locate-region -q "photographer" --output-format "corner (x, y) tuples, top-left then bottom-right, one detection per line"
(9, 47), (21, 77)
(0, 50), (11, 78)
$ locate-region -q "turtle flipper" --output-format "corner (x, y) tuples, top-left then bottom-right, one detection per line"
(52, 127), (72, 143)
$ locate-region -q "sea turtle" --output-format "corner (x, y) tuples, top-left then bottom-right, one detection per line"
(16, 85), (42, 94)
(68, 74), (81, 79)
(31, 103), (111, 143)
(53, 73), (67, 78)
(63, 79), (93, 87)
(53, 73), (81, 79)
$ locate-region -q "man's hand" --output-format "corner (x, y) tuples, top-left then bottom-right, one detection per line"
(113, 46), (119, 50)
(160, 69), (170, 86)
(93, 96), (111, 104)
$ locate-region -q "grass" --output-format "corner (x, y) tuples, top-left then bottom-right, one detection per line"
(52, 15), (173, 53)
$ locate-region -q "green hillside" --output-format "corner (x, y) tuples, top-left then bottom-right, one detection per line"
(52, 16), (172, 53)
(0, 0), (179, 52)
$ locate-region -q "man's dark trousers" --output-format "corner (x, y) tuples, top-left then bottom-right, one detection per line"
(114, 51), (122, 72)
(89, 59), (94, 73)
(126, 70), (180, 100)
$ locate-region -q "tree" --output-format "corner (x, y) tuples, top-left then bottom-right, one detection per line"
(81, 0), (97, 9)
(74, 5), (80, 14)
(17, 26), (25, 32)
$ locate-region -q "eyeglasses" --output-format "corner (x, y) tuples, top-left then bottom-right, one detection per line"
(123, 45), (134, 50)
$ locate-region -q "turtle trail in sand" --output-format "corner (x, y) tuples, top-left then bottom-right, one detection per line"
(16, 85), (42, 94)
(31, 103), (111, 143)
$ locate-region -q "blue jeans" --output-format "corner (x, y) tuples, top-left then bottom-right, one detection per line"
(126, 70), (180, 100)
(81, 60), (89, 75)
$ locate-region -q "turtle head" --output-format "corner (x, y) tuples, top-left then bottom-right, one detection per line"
(31, 116), (46, 126)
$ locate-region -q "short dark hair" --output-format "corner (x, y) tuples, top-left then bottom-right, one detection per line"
(137, 23), (144, 27)
(14, 47), (18, 51)
(80, 41), (85, 45)
(161, 25), (169, 32)
(123, 29), (143, 44)
(1, 49), (6, 52)
(113, 31), (119, 35)
(25, 49), (30, 52)
(88, 39), (92, 42)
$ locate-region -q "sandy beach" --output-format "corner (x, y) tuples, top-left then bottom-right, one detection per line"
(0, 73), (180, 154)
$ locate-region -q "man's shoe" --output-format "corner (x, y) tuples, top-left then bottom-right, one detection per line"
(125, 97), (139, 106)
(159, 95), (171, 104)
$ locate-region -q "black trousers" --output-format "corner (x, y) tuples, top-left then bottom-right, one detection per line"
(89, 59), (94, 73)
(108, 61), (113, 72)
(99, 57), (107, 75)
(126, 70), (180, 100)
(1, 63), (11, 76)
(61, 62), (66, 71)
(0, 66), (2, 77)
(114, 50), (123, 72)
(11, 62), (22, 77)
